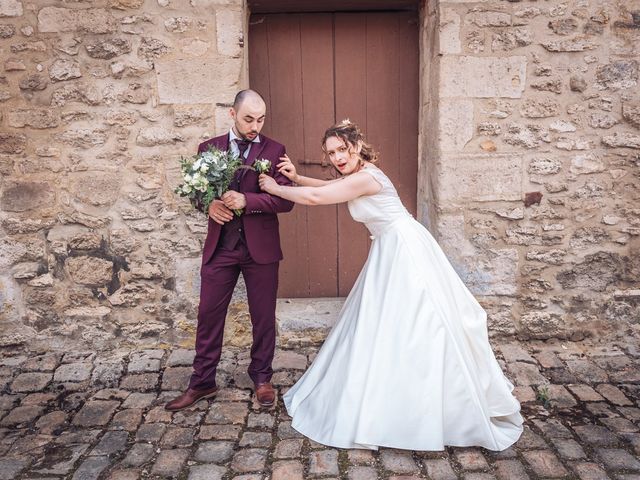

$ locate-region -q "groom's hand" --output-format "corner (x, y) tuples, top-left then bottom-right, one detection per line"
(208, 200), (234, 225)
(221, 191), (247, 211)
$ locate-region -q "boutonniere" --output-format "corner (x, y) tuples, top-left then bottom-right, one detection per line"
(253, 158), (271, 174)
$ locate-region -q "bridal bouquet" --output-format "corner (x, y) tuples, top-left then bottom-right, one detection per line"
(174, 147), (243, 214)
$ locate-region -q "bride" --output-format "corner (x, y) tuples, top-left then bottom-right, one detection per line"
(258, 120), (523, 451)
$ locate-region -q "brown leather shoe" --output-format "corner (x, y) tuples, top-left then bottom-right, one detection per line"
(254, 382), (276, 407)
(165, 386), (218, 411)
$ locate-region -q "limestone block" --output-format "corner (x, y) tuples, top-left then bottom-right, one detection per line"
(85, 38), (132, 59)
(623, 103), (640, 128)
(439, 98), (473, 151)
(0, 24), (15, 37)
(0, 0), (22, 17)
(520, 311), (564, 339)
(7, 108), (59, 128)
(440, 56), (526, 98)
(164, 16), (193, 33)
(173, 104), (213, 127)
(70, 172), (122, 207)
(438, 8), (461, 55)
(216, 9), (243, 57)
(557, 252), (621, 292)
(215, 106), (233, 135)
(588, 112), (619, 129)
(55, 128), (107, 149)
(49, 59), (82, 82)
(136, 127), (184, 146)
(491, 28), (532, 51)
(570, 153), (605, 174)
(66, 257), (113, 286)
(463, 249), (519, 296)
(438, 153), (523, 203)
(138, 37), (170, 59)
(108, 0), (144, 9)
(156, 56), (241, 105)
(542, 36), (598, 52)
(466, 11), (510, 28)
(519, 98), (560, 118)
(601, 132), (640, 149)
(596, 60), (638, 90)
(18, 73), (47, 91)
(0, 181), (55, 212)
(38, 7), (117, 34)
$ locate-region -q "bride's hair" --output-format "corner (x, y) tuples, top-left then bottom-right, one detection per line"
(321, 119), (379, 164)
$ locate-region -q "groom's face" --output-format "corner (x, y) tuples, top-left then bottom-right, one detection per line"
(230, 98), (266, 141)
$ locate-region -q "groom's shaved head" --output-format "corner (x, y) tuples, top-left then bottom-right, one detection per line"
(233, 89), (265, 111)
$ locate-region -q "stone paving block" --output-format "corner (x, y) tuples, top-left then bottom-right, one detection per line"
(277, 420), (304, 439)
(619, 407), (640, 422)
(348, 448), (376, 464)
(272, 460), (304, 480)
(9, 433), (51, 457)
(93, 388), (130, 401)
(167, 349), (195, 367)
(0, 405), (44, 426)
(71, 455), (110, 480)
(0, 394), (20, 410)
(602, 416), (640, 433)
(36, 410), (68, 434)
(547, 384), (578, 408)
(119, 373), (159, 392)
(424, 458), (458, 480)
(231, 448), (268, 473)
(513, 386), (536, 403)
(498, 343), (536, 363)
(161, 426), (194, 447)
(34, 444), (90, 475)
(54, 362), (92, 382)
(11, 372), (52, 392)
(194, 441), (235, 463)
(199, 424), (242, 441)
(160, 367), (192, 391)
(188, 463), (227, 480)
(348, 466), (378, 480)
(217, 388), (252, 402)
(90, 430), (129, 456)
(551, 437), (588, 460)
(55, 429), (101, 445)
(586, 402), (619, 418)
(151, 448), (189, 477)
(110, 408), (143, 431)
(596, 384), (634, 406)
(621, 433), (640, 455)
(522, 449), (569, 477)
(22, 392), (58, 405)
(127, 358), (161, 373)
(247, 412), (275, 428)
(23, 354), (61, 372)
(597, 448), (640, 470)
(508, 362), (549, 386)
(173, 410), (205, 427)
(566, 359), (609, 383)
(567, 384), (606, 401)
(239, 431), (272, 448)
(532, 418), (574, 439)
(592, 354), (633, 370)
(573, 424), (621, 446)
(380, 449), (419, 474)
(62, 352), (96, 364)
(309, 449), (340, 476)
(122, 392), (156, 409)
(72, 400), (120, 426)
(136, 422), (166, 442)
(571, 461), (611, 480)
(145, 406), (173, 423)
(122, 443), (155, 467)
(232, 475), (264, 480)
(0, 458), (29, 480)
(106, 469), (141, 480)
(455, 448), (490, 470)
(463, 474), (497, 480)
(610, 368), (640, 383)
(534, 351), (564, 368)
(517, 426), (548, 449)
(274, 438), (303, 458)
(92, 360), (125, 388)
(272, 350), (308, 370)
(206, 402), (248, 424)
(0, 355), (27, 367)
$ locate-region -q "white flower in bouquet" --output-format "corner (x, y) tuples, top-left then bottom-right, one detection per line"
(174, 146), (244, 214)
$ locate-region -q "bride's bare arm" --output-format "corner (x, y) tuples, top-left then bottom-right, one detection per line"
(259, 171), (381, 205)
(276, 155), (340, 187)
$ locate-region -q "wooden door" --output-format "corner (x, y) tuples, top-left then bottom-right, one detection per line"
(249, 12), (419, 297)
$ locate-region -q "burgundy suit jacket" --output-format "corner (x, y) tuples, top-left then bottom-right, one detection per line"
(197, 133), (294, 265)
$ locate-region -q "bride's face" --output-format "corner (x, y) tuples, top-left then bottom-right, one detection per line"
(324, 136), (361, 175)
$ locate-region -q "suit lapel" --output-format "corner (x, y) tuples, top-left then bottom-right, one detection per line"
(240, 137), (267, 190)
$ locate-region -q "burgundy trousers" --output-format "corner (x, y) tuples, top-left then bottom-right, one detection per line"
(189, 242), (279, 390)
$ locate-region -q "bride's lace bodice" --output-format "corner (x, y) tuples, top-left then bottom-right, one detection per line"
(347, 167), (412, 238)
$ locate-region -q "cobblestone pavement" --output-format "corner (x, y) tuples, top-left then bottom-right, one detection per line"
(1, 338), (639, 480)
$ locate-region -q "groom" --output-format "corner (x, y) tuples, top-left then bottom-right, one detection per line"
(166, 90), (294, 410)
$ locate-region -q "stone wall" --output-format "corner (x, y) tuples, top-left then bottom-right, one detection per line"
(0, 0), (245, 350)
(0, 0), (638, 352)
(430, 0), (640, 340)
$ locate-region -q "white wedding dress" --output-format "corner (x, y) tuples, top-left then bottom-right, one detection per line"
(283, 167), (523, 451)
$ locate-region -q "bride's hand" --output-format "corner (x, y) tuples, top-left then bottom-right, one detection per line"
(277, 154), (299, 183)
(259, 173), (278, 194)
